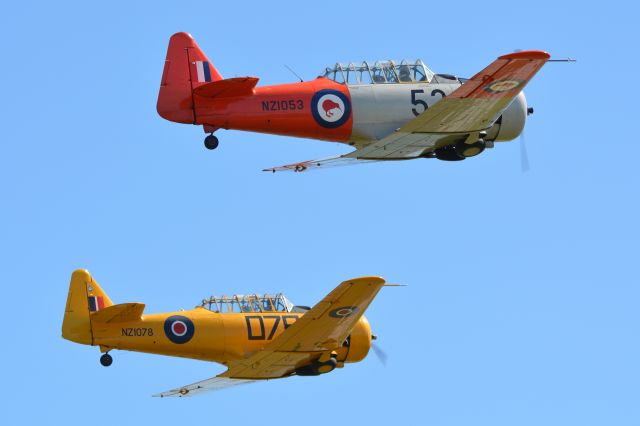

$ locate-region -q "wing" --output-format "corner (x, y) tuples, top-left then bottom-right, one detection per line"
(219, 276), (386, 379)
(153, 376), (255, 398)
(349, 50), (550, 159)
(262, 154), (382, 173)
(264, 50), (549, 172)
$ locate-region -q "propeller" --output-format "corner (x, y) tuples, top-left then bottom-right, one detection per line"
(371, 336), (388, 365)
(520, 132), (530, 173)
(512, 49), (531, 173)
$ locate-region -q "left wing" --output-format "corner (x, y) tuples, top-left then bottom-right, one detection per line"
(263, 154), (382, 173)
(153, 377), (254, 398)
(153, 276), (385, 396)
(265, 50), (549, 172)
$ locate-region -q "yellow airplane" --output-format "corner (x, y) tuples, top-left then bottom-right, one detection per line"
(62, 269), (388, 396)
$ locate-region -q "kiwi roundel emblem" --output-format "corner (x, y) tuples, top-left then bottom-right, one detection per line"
(311, 89), (351, 129)
(484, 79), (524, 94)
(329, 306), (360, 318)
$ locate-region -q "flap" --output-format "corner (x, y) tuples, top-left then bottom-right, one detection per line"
(192, 77), (259, 98)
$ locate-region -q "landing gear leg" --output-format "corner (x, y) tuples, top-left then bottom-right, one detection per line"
(204, 134), (219, 150)
(100, 353), (113, 367)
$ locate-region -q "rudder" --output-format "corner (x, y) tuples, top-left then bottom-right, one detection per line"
(157, 32), (223, 124)
(62, 269), (113, 345)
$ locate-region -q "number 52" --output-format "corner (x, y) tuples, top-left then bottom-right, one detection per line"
(410, 89), (446, 117)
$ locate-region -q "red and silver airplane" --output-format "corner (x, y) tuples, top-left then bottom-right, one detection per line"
(157, 32), (550, 172)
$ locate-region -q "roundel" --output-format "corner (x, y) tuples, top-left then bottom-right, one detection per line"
(311, 89), (351, 128)
(484, 79), (524, 94)
(164, 315), (195, 344)
(329, 306), (360, 318)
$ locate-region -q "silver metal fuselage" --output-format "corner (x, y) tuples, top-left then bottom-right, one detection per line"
(347, 82), (527, 146)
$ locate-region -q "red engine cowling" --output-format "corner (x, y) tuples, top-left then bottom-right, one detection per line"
(335, 316), (372, 363)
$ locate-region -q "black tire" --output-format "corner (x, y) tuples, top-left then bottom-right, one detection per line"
(315, 357), (338, 375)
(295, 357), (338, 376)
(204, 134), (219, 150)
(455, 140), (486, 158)
(434, 145), (465, 161)
(100, 353), (113, 367)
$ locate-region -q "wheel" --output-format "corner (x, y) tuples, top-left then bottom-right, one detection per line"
(315, 357), (338, 375)
(295, 357), (338, 376)
(434, 145), (465, 161)
(455, 140), (486, 158)
(204, 134), (219, 150)
(100, 353), (113, 367)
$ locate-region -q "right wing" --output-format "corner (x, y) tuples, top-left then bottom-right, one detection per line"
(154, 276), (386, 396)
(264, 50), (549, 172)
(219, 276), (386, 379)
(348, 50), (550, 160)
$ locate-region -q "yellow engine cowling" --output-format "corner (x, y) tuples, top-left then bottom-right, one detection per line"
(336, 316), (372, 363)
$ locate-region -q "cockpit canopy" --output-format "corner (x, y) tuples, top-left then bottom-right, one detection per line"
(323, 60), (435, 84)
(201, 293), (294, 313)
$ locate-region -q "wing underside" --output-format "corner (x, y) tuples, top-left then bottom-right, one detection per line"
(263, 155), (382, 173)
(154, 376), (255, 397)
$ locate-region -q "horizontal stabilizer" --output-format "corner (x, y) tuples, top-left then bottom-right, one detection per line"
(193, 77), (259, 98)
(90, 303), (145, 324)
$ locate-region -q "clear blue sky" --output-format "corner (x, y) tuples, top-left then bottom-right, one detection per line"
(1, 1), (638, 424)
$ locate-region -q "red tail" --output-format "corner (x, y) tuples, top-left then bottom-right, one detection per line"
(157, 32), (223, 124)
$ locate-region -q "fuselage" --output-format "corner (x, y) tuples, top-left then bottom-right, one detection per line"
(92, 307), (371, 366)
(157, 33), (535, 162)
(193, 76), (526, 149)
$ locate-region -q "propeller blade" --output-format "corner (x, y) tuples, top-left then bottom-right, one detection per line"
(371, 343), (388, 365)
(520, 132), (530, 173)
(513, 50), (530, 173)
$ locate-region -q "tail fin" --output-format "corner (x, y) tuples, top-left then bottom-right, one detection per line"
(62, 270), (113, 345)
(157, 32), (223, 124)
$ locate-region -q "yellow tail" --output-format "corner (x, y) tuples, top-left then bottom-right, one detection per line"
(62, 269), (113, 345)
